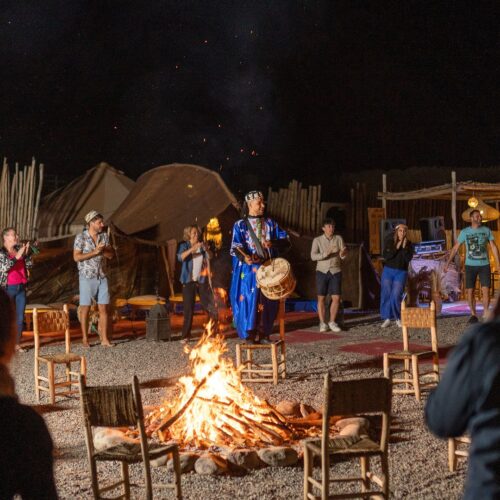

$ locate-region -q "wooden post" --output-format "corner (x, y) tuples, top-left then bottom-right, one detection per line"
(451, 171), (457, 244)
(382, 174), (387, 211)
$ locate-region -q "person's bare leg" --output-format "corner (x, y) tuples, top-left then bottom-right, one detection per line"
(466, 288), (476, 317)
(79, 306), (90, 347)
(317, 296), (326, 324)
(330, 295), (340, 323)
(98, 304), (111, 346)
(481, 286), (490, 318)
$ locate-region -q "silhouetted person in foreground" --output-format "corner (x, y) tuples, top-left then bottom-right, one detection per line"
(0, 288), (58, 499)
(425, 296), (500, 500)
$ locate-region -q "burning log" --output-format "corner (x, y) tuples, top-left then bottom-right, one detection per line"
(157, 364), (221, 433)
(146, 322), (318, 450)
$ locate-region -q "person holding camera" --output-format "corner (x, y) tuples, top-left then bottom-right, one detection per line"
(0, 227), (33, 352)
(177, 224), (218, 343)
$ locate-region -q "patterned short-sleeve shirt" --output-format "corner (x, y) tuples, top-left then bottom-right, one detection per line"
(74, 230), (109, 279)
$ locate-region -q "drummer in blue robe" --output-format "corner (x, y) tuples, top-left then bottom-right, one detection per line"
(230, 190), (291, 344)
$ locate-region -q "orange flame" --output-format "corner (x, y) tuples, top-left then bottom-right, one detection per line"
(149, 321), (295, 448)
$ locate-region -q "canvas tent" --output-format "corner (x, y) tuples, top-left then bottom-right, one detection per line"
(37, 162), (135, 239)
(110, 163), (239, 243)
(28, 163), (142, 304)
(110, 163), (240, 295)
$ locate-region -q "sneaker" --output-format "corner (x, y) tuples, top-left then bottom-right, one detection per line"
(319, 322), (329, 332)
(467, 315), (479, 324)
(381, 319), (391, 328)
(396, 319), (402, 328)
(15, 345), (27, 353)
(328, 321), (341, 333)
(259, 337), (272, 345)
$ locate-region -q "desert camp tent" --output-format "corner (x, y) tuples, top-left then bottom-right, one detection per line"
(37, 162), (135, 239)
(110, 163), (239, 243)
(28, 163), (143, 305)
(110, 163), (240, 295)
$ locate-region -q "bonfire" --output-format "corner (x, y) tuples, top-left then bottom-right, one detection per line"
(145, 322), (312, 449)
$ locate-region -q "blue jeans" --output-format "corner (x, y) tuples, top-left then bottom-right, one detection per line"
(380, 267), (407, 321)
(5, 284), (27, 343)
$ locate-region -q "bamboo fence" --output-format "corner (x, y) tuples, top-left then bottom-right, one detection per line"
(266, 180), (323, 235)
(0, 157), (44, 239)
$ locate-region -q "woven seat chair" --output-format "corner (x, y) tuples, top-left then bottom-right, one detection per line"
(383, 301), (439, 401)
(79, 375), (182, 500)
(235, 299), (286, 384)
(33, 305), (87, 404)
(448, 436), (470, 472)
(303, 374), (392, 499)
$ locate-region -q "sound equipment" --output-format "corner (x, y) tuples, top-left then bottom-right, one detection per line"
(419, 216), (446, 243)
(413, 240), (446, 255)
(380, 219), (406, 254)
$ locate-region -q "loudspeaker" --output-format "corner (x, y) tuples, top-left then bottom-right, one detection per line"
(419, 216), (446, 242)
(380, 218), (406, 254)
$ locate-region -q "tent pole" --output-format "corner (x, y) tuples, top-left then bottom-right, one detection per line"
(382, 174), (387, 213)
(451, 171), (457, 244)
(161, 246), (174, 297)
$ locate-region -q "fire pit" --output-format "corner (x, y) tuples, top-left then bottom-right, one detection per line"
(102, 323), (368, 475)
(144, 322), (314, 448)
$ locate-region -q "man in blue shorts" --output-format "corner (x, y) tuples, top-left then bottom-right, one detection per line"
(73, 210), (115, 346)
(445, 209), (500, 323)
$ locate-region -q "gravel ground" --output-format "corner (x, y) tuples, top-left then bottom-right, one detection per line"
(10, 313), (470, 499)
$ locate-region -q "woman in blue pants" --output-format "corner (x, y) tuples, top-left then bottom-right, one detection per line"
(380, 224), (413, 327)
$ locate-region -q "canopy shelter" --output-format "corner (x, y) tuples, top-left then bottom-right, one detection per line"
(378, 172), (500, 242)
(38, 162), (135, 239)
(110, 163), (240, 296)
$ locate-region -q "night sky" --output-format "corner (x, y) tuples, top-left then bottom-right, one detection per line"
(1, 1), (500, 194)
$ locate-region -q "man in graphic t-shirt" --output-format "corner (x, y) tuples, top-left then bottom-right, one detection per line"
(445, 209), (500, 322)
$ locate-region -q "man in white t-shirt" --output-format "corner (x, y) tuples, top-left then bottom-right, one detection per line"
(310, 218), (347, 332)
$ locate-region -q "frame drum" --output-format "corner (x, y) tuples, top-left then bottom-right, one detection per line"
(256, 257), (296, 300)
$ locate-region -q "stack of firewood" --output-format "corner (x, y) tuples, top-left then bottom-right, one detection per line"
(0, 157), (44, 239)
(266, 180), (323, 235)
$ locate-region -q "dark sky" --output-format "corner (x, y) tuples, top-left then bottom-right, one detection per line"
(1, 1), (500, 193)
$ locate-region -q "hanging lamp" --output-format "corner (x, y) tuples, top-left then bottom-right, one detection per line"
(461, 198), (500, 222)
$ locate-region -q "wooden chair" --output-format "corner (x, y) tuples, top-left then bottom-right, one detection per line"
(33, 305), (87, 404)
(303, 374), (392, 499)
(383, 301), (439, 401)
(79, 375), (182, 500)
(448, 436), (470, 472)
(235, 299), (286, 384)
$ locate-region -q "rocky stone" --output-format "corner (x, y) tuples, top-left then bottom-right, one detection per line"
(300, 403), (316, 418)
(92, 427), (139, 452)
(166, 452), (199, 473)
(257, 446), (298, 467)
(336, 417), (370, 437)
(275, 400), (301, 417)
(226, 449), (264, 470)
(194, 453), (229, 475)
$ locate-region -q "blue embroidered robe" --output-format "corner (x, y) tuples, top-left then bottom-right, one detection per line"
(229, 217), (288, 339)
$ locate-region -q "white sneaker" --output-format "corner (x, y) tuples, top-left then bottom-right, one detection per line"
(396, 319), (402, 328)
(381, 319), (391, 328)
(328, 321), (341, 332)
(319, 322), (329, 332)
